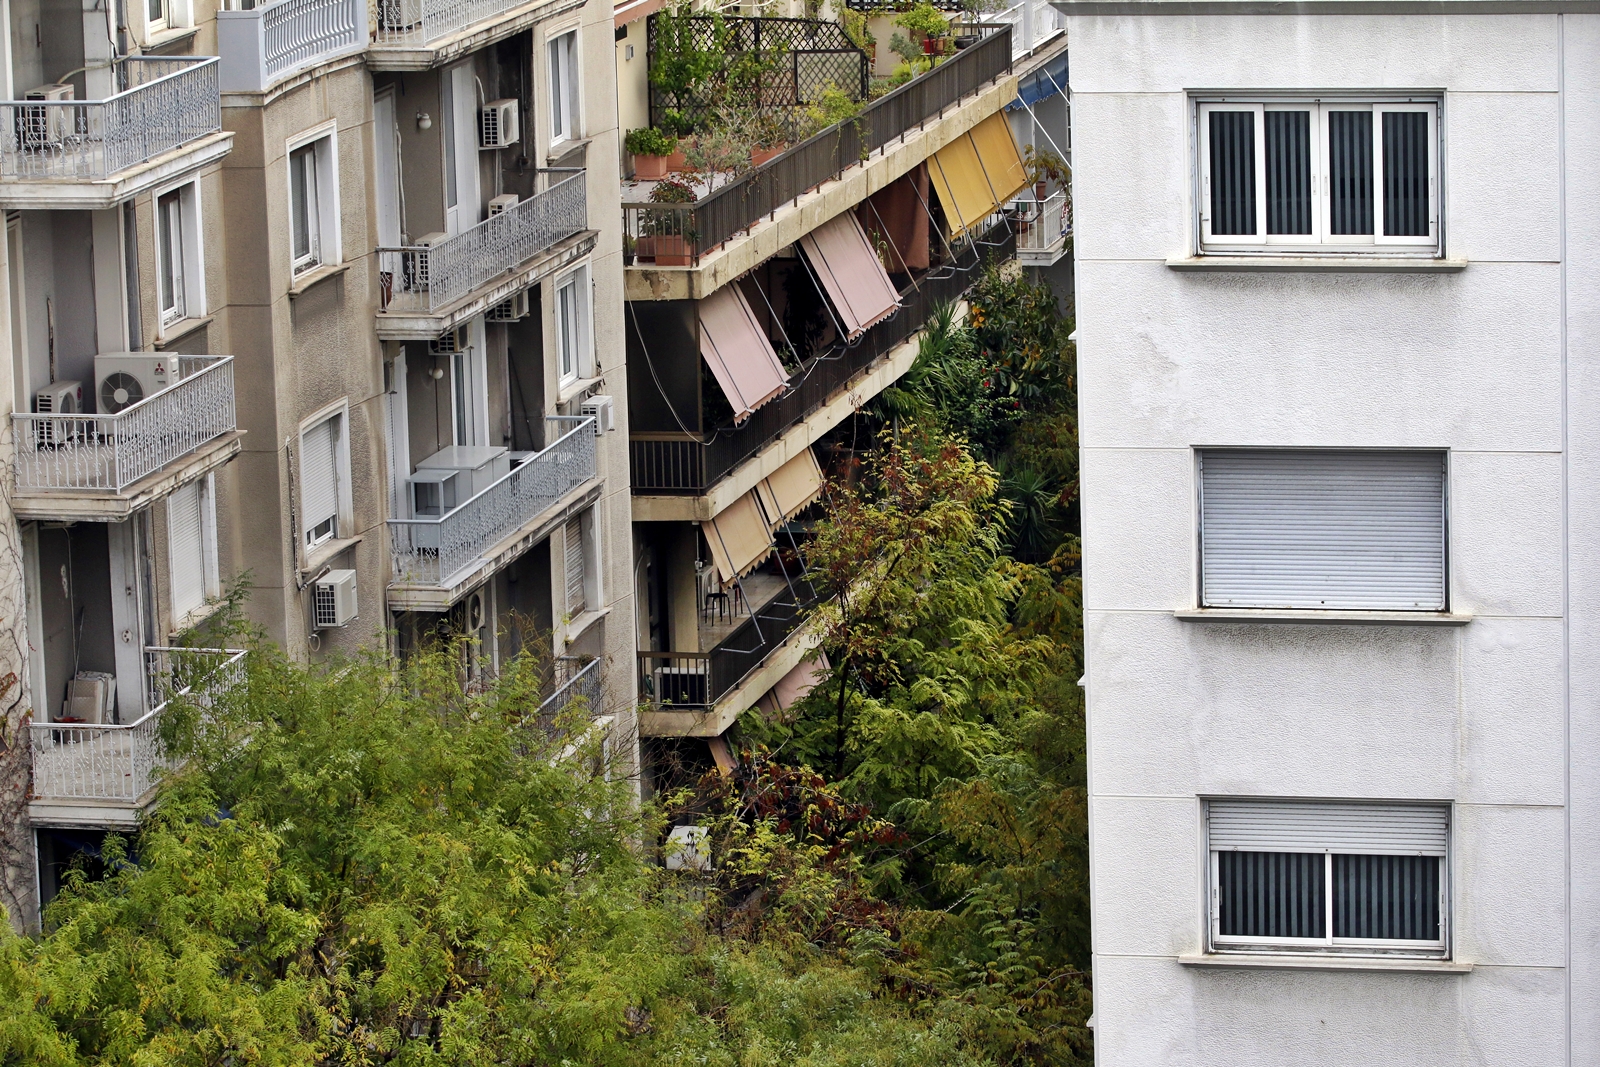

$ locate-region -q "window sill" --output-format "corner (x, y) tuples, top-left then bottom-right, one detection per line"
(1175, 608), (1471, 626)
(170, 596), (228, 638)
(558, 374), (603, 405)
(144, 25), (199, 51)
(289, 262), (349, 299)
(302, 534), (361, 577)
(547, 138), (591, 164)
(1180, 953), (1470, 974)
(1167, 255), (1467, 274)
(563, 605), (610, 645)
(154, 314), (214, 350)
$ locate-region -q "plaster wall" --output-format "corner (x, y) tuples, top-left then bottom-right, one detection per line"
(1064, 9), (1598, 1064)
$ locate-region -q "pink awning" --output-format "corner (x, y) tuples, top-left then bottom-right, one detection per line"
(756, 652), (831, 717)
(699, 283), (789, 424)
(798, 210), (901, 341)
(755, 447), (824, 529)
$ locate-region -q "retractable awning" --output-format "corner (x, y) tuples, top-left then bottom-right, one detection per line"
(860, 164), (930, 273)
(755, 447), (824, 530)
(928, 111), (1028, 237)
(756, 652), (831, 717)
(798, 211), (900, 341)
(1008, 51), (1068, 110)
(705, 491), (776, 583)
(699, 283), (790, 424)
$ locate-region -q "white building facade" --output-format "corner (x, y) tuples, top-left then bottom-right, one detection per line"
(1060, 2), (1598, 1062)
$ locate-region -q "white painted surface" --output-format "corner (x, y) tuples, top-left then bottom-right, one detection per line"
(1063, 6), (1600, 1063)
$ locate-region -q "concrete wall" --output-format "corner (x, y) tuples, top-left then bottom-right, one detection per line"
(1066, 9), (1597, 1064)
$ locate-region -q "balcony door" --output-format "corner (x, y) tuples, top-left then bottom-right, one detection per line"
(441, 64), (481, 236)
(373, 89), (403, 248)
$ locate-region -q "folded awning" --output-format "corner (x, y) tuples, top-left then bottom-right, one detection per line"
(928, 111), (1029, 237)
(699, 283), (790, 424)
(755, 447), (824, 530)
(859, 164), (930, 273)
(756, 652), (831, 717)
(1008, 51), (1068, 110)
(798, 210), (900, 341)
(705, 491), (776, 583)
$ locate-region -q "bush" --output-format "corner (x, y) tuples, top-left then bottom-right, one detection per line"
(625, 127), (679, 156)
(894, 1), (950, 39)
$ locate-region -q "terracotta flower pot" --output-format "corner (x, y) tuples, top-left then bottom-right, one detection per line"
(634, 236), (656, 259)
(633, 149), (688, 179)
(654, 234), (691, 266)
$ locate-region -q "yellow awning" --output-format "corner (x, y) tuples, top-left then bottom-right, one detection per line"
(927, 111), (1028, 237)
(754, 447), (824, 530)
(705, 492), (775, 584)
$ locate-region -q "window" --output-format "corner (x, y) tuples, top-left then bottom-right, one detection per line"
(148, 0), (168, 32)
(288, 129), (339, 276)
(168, 473), (219, 624)
(564, 515), (586, 616)
(555, 267), (589, 383)
(300, 410), (345, 548)
(155, 182), (203, 329)
(1197, 97), (1438, 255)
(1197, 449), (1447, 611)
(548, 29), (580, 146)
(1207, 798), (1449, 957)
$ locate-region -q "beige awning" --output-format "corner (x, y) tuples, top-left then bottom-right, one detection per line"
(756, 652), (831, 717)
(699, 283), (789, 424)
(798, 211), (900, 341)
(705, 491), (776, 583)
(928, 111), (1028, 237)
(754, 447), (824, 530)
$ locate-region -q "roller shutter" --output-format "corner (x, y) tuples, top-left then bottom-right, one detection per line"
(301, 415), (341, 544)
(565, 516), (586, 615)
(168, 480), (205, 621)
(1207, 798), (1449, 857)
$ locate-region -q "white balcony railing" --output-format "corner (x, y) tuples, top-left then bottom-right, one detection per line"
(29, 647), (246, 805)
(378, 170), (586, 313)
(541, 657), (602, 721)
(13, 356), (236, 493)
(0, 57), (220, 182)
(374, 0), (555, 48)
(1012, 189), (1069, 257)
(390, 416), (596, 587)
(218, 0), (367, 93)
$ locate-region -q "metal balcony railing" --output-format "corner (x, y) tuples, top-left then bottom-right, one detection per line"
(0, 57), (221, 181)
(638, 584), (816, 711)
(373, 0), (563, 51)
(29, 647), (246, 804)
(13, 356), (236, 493)
(218, 0), (366, 92)
(379, 171), (587, 313)
(1012, 189), (1070, 254)
(540, 657), (603, 720)
(389, 416), (597, 587)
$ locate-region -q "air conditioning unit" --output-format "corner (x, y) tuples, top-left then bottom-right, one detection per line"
(313, 569), (358, 629)
(665, 825), (711, 871)
(95, 354), (177, 414)
(487, 193), (519, 216)
(21, 83), (73, 148)
(580, 394), (615, 434)
(653, 663), (706, 706)
(479, 100), (519, 149)
(32, 380), (84, 447)
(377, 0), (422, 30)
(408, 468), (462, 517)
(429, 325), (468, 354)
(486, 289), (529, 322)
(466, 590), (485, 631)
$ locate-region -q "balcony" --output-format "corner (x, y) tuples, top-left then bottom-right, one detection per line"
(218, 0), (367, 94)
(0, 57), (229, 209)
(1013, 189), (1069, 266)
(369, 0), (586, 70)
(377, 170), (592, 339)
(29, 647), (246, 828)
(389, 416), (598, 609)
(12, 356), (242, 522)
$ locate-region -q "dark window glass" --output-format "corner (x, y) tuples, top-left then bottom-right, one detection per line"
(1328, 110), (1373, 235)
(1218, 851), (1324, 939)
(1383, 111), (1430, 237)
(1208, 111), (1256, 236)
(1265, 111), (1312, 235)
(1333, 854), (1440, 941)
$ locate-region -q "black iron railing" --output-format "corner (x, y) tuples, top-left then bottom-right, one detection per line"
(638, 581), (818, 711)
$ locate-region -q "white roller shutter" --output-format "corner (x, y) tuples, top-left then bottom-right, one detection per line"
(1199, 450), (1446, 610)
(301, 415), (340, 544)
(565, 516), (586, 615)
(169, 479), (205, 621)
(1208, 798), (1449, 856)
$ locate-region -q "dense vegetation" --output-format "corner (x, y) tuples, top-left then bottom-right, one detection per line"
(0, 265), (1085, 1064)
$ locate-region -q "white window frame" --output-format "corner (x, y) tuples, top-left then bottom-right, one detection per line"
(287, 123), (341, 277)
(546, 27), (582, 149)
(299, 402), (352, 551)
(1204, 799), (1451, 958)
(154, 179), (205, 331)
(168, 472), (220, 625)
(1195, 95), (1440, 256)
(554, 265), (590, 384)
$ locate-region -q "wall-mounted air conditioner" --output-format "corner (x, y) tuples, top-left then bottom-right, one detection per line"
(486, 289), (529, 321)
(21, 84), (73, 148)
(479, 100), (519, 149)
(95, 354), (177, 414)
(580, 394), (615, 434)
(313, 569), (358, 628)
(428, 325), (467, 354)
(487, 193), (519, 216)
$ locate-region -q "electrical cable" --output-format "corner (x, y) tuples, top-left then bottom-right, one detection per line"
(627, 299), (702, 441)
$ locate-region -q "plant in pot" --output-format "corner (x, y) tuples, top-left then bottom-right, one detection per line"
(895, 2), (950, 57)
(840, 7), (876, 64)
(625, 127), (684, 180)
(644, 177), (698, 266)
(1023, 144), (1070, 202)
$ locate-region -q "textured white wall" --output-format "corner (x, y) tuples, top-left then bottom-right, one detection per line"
(1064, 8), (1598, 1065)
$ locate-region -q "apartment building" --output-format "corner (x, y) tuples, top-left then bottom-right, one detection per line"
(1, 0), (633, 929)
(614, 4), (1069, 776)
(1062, 1), (1597, 1062)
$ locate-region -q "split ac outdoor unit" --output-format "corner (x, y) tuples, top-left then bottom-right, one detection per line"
(429, 325), (467, 354)
(652, 664), (706, 707)
(21, 83), (73, 148)
(486, 289), (529, 321)
(377, 0), (422, 30)
(487, 193), (519, 216)
(32, 380), (83, 446)
(313, 569), (358, 629)
(479, 100), (519, 149)
(580, 394), (615, 434)
(95, 354), (176, 414)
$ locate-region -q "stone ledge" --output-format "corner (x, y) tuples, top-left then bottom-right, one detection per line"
(1174, 608), (1472, 626)
(1179, 953), (1471, 974)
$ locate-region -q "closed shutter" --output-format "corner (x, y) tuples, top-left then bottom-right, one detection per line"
(1199, 450), (1446, 610)
(301, 415), (340, 543)
(169, 479), (205, 621)
(565, 516), (585, 615)
(1208, 799), (1448, 856)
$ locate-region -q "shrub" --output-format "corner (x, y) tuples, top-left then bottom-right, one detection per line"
(625, 127), (679, 156)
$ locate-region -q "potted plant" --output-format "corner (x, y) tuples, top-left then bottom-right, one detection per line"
(895, 2), (950, 58)
(645, 177), (698, 265)
(626, 127), (686, 180)
(1023, 144), (1070, 202)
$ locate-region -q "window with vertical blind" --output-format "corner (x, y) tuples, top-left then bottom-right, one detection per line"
(1198, 449), (1448, 612)
(300, 412), (344, 548)
(1197, 97), (1439, 255)
(564, 515), (586, 616)
(168, 474), (219, 624)
(1207, 798), (1450, 956)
